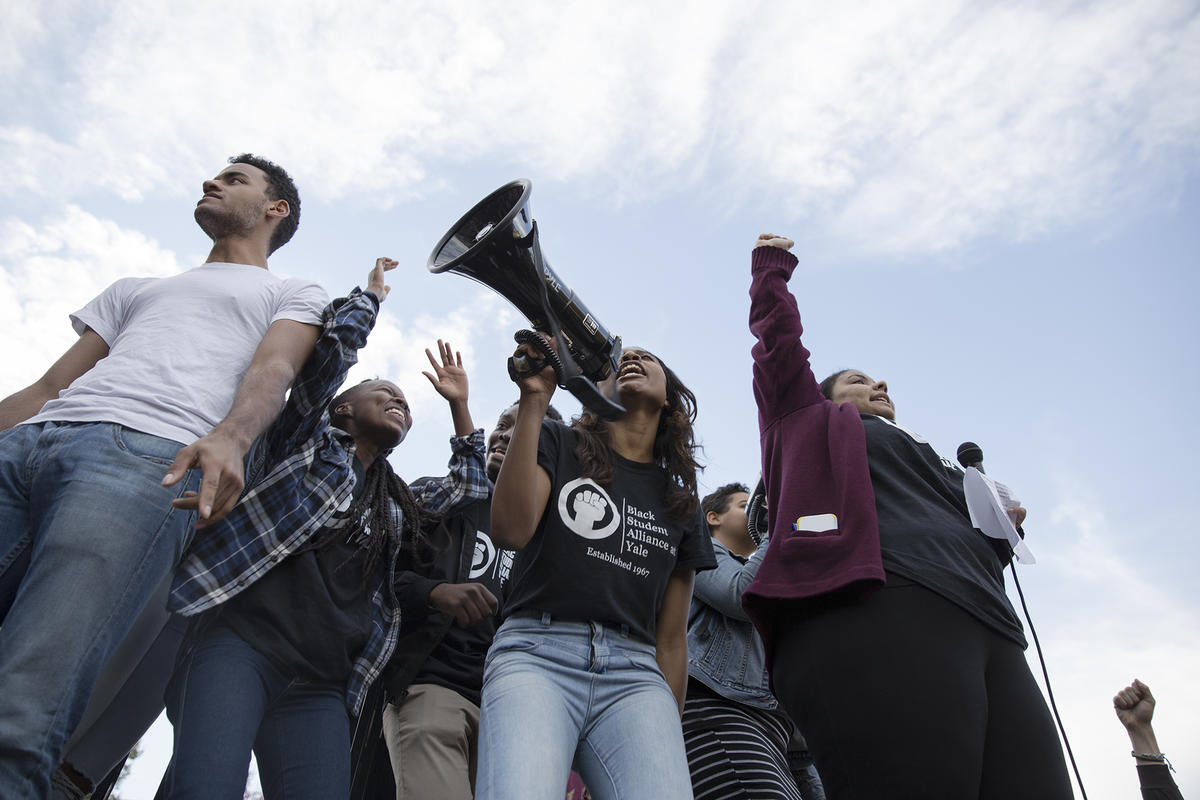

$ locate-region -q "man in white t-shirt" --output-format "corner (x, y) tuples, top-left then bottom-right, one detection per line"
(0, 153), (330, 798)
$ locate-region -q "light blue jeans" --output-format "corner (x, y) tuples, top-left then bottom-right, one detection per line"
(476, 615), (694, 800)
(0, 421), (199, 798)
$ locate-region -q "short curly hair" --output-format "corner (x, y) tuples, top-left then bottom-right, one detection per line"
(229, 153), (300, 254)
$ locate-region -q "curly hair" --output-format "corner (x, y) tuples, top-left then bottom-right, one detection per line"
(228, 152), (300, 254)
(571, 351), (702, 521)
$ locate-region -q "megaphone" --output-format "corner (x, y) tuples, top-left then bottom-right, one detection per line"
(428, 180), (625, 419)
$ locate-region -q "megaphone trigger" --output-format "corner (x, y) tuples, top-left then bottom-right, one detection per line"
(507, 329), (565, 384)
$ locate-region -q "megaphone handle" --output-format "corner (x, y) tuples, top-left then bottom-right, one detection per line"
(508, 329), (565, 384)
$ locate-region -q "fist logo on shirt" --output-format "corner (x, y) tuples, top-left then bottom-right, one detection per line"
(557, 478), (619, 540)
(572, 490), (607, 528)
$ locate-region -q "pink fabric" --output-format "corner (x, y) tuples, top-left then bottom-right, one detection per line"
(565, 770), (592, 800)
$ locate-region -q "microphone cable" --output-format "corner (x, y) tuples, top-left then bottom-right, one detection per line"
(1009, 562), (1089, 799)
(958, 442), (1089, 797)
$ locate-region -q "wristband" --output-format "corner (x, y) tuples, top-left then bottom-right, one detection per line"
(1133, 751), (1176, 772)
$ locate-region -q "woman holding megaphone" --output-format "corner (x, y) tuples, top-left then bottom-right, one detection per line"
(478, 334), (714, 800)
(742, 234), (1074, 800)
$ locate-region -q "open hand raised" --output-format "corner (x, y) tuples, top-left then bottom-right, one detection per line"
(423, 339), (469, 404)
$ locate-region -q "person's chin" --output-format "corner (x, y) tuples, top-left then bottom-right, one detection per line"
(382, 424), (408, 448)
(486, 453), (504, 477)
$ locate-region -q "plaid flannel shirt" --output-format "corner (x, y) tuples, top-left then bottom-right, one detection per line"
(169, 288), (488, 714)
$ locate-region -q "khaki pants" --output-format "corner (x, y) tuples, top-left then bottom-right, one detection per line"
(383, 683), (480, 800)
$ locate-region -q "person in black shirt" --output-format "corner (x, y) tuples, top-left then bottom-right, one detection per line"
(753, 233), (1073, 799)
(477, 340), (715, 800)
(375, 401), (561, 800)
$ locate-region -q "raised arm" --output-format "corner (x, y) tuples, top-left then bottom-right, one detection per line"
(172, 261), (394, 520)
(410, 429), (488, 518)
(749, 234), (826, 424)
(261, 258), (396, 463)
(490, 338), (555, 550)
(1114, 680), (1183, 800)
(422, 339), (475, 437)
(0, 330), (110, 431)
(656, 568), (696, 714)
(692, 543), (767, 621)
(410, 340), (489, 517)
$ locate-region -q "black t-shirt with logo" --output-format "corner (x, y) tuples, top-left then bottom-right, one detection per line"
(413, 497), (515, 706)
(862, 414), (1026, 646)
(502, 420), (715, 645)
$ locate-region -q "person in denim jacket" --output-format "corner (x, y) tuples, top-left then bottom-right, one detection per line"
(684, 482), (824, 800)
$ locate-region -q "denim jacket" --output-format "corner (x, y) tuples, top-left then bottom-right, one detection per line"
(686, 538), (777, 709)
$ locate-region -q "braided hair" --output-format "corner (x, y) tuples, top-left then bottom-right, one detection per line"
(297, 381), (428, 585)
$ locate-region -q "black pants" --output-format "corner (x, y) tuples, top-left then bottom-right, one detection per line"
(771, 582), (1073, 800)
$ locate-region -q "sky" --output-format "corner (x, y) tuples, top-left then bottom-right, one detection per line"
(2, 0), (1198, 797)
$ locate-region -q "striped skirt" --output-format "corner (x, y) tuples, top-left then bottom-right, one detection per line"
(682, 688), (803, 800)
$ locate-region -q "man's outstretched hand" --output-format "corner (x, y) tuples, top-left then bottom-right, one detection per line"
(163, 429), (247, 528)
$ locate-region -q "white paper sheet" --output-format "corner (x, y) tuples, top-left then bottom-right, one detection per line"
(962, 467), (1035, 564)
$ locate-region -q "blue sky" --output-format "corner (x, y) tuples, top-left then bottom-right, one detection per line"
(3, 1), (1198, 797)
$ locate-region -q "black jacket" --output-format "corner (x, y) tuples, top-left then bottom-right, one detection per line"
(349, 496), (494, 799)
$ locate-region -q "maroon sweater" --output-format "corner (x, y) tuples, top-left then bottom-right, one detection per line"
(742, 246), (886, 664)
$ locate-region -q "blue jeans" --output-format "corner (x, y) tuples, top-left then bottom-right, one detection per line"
(162, 626), (351, 800)
(50, 587), (188, 800)
(0, 421), (199, 799)
(476, 616), (693, 800)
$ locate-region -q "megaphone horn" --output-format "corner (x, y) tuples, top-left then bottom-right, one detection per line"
(428, 180), (625, 420)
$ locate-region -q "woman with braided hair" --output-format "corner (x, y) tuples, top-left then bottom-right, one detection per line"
(159, 259), (489, 800)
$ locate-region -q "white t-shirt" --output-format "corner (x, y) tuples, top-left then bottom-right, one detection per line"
(27, 262), (329, 445)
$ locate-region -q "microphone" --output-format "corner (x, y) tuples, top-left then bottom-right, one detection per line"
(956, 441), (984, 473)
(958, 440), (1025, 545)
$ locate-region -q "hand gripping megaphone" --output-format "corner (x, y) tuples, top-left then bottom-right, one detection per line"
(427, 180), (625, 419)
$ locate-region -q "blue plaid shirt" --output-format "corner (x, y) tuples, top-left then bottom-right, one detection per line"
(169, 288), (488, 714)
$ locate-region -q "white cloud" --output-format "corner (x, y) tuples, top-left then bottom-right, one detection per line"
(2, 0), (1196, 253)
(722, 0), (1200, 252)
(348, 290), (518, 418)
(0, 0), (45, 79)
(0, 206), (182, 390)
(1009, 480), (1200, 799)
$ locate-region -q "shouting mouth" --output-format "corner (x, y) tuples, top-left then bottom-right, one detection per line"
(617, 361), (645, 380)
